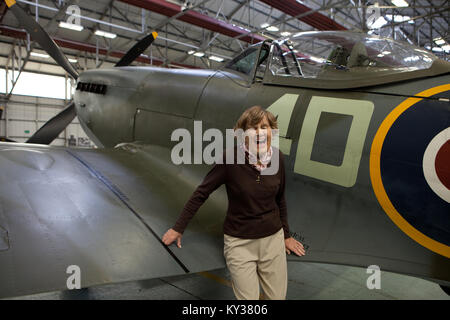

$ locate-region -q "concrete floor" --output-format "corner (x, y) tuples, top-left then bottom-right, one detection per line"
(5, 261), (450, 300)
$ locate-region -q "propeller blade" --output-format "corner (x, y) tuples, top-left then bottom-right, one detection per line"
(0, 137), (16, 143)
(6, 0), (79, 79)
(115, 32), (158, 67)
(27, 101), (76, 145)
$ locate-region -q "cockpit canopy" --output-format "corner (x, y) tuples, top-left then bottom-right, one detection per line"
(271, 31), (436, 80)
(224, 31), (448, 89)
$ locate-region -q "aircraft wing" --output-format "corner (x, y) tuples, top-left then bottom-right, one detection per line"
(0, 142), (227, 298)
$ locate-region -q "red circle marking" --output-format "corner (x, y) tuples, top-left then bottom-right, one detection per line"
(435, 140), (450, 190)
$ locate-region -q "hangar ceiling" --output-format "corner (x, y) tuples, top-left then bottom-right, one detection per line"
(0, 0), (448, 80)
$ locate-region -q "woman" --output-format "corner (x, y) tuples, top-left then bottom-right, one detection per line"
(162, 106), (305, 300)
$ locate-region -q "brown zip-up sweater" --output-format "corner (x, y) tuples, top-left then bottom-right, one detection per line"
(172, 145), (290, 239)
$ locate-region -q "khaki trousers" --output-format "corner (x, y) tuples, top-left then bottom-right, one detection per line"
(223, 228), (287, 300)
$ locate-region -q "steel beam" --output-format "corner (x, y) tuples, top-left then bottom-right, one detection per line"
(258, 0), (347, 30)
(117, 0), (266, 44)
(0, 25), (198, 69)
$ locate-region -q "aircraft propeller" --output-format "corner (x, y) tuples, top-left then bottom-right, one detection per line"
(5, 0), (158, 144)
(115, 31), (158, 67)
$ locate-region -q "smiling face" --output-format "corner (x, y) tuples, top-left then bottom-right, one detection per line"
(234, 106), (278, 160)
(245, 115), (272, 157)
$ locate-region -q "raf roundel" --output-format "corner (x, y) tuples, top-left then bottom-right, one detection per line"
(370, 84), (450, 258)
(423, 128), (450, 203)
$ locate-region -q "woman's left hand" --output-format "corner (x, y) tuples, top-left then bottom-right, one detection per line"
(285, 237), (305, 256)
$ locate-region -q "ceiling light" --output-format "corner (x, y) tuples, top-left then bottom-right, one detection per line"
(95, 30), (117, 39)
(377, 54), (384, 58)
(432, 47), (443, 52)
(280, 31), (291, 37)
(266, 26), (279, 32)
(370, 16), (388, 29)
(260, 23), (270, 29)
(188, 50), (195, 55)
(193, 52), (205, 57)
(434, 38), (446, 45)
(386, 15), (411, 23)
(442, 45), (450, 52)
(404, 56), (419, 62)
(382, 51), (391, 55)
(59, 21), (83, 31)
(209, 55), (224, 62)
(68, 58), (78, 63)
(30, 52), (50, 58)
(309, 56), (325, 64)
(391, 0), (409, 7)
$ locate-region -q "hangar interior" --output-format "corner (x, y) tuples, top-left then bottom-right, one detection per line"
(0, 0), (448, 146)
(0, 0), (448, 300)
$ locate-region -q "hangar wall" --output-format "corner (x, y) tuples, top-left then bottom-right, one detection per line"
(0, 94), (92, 147)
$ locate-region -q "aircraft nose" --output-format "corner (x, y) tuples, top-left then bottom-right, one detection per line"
(73, 68), (148, 147)
(73, 77), (108, 125)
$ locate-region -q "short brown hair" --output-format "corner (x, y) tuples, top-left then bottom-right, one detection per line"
(233, 106), (278, 131)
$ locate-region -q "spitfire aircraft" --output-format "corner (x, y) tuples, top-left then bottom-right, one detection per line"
(0, 0), (449, 298)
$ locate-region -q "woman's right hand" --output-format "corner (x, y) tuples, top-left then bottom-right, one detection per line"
(162, 228), (182, 248)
